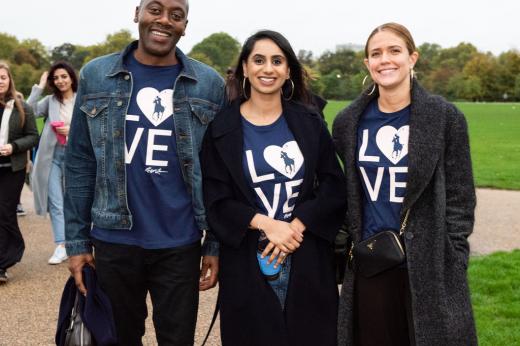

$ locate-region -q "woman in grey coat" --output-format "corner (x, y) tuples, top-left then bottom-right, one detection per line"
(27, 61), (77, 265)
(333, 23), (477, 346)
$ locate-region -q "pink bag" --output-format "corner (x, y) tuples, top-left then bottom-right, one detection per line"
(50, 121), (67, 145)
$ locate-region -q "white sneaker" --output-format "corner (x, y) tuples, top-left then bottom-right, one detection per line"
(48, 245), (68, 265)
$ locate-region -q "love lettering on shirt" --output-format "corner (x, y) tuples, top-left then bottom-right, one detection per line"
(358, 125), (409, 203)
(125, 88), (173, 173)
(246, 141), (304, 219)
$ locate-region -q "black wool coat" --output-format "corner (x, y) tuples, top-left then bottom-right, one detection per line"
(201, 100), (347, 346)
(332, 81), (478, 346)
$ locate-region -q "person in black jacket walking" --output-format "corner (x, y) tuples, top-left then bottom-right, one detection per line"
(201, 30), (347, 346)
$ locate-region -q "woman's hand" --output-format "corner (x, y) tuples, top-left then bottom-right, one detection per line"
(55, 125), (70, 136)
(262, 218), (303, 253)
(0, 144), (13, 156)
(38, 71), (49, 89)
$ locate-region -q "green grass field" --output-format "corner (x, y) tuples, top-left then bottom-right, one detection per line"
(468, 250), (520, 345)
(324, 101), (520, 190)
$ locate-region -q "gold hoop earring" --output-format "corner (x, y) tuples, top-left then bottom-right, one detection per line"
(281, 78), (295, 101)
(242, 77), (250, 100)
(362, 75), (376, 96)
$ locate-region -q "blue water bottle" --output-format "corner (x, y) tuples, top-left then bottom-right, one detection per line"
(257, 232), (280, 281)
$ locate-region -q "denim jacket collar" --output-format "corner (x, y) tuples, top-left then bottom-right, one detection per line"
(106, 40), (198, 82)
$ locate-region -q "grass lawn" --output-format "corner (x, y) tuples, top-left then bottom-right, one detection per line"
(324, 101), (520, 190)
(468, 250), (520, 345)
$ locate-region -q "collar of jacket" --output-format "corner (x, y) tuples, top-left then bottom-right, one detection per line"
(104, 40), (198, 82)
(211, 98), (319, 138)
(346, 79), (444, 217)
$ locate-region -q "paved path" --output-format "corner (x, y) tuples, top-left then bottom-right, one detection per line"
(0, 187), (518, 345)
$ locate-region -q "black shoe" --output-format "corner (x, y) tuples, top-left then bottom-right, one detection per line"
(16, 204), (26, 216)
(0, 269), (7, 283)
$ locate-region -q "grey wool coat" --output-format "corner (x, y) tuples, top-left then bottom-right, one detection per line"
(27, 85), (76, 215)
(332, 80), (478, 346)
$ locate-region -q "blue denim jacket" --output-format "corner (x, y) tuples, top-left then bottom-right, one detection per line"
(64, 41), (225, 256)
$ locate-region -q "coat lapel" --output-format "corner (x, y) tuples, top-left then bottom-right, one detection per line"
(340, 93), (376, 241)
(211, 101), (257, 206)
(401, 82), (442, 213)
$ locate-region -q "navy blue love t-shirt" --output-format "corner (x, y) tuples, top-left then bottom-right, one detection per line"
(91, 52), (200, 249)
(357, 99), (410, 240)
(242, 115), (305, 222)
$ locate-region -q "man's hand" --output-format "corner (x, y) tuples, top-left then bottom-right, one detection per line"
(68, 253), (95, 295)
(199, 255), (218, 291)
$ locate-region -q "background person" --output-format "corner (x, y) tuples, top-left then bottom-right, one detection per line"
(0, 61), (39, 283)
(333, 22), (477, 346)
(64, 0), (224, 344)
(27, 61), (78, 264)
(202, 30), (347, 346)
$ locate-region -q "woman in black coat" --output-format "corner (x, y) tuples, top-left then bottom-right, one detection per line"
(0, 61), (39, 283)
(201, 30), (347, 346)
(333, 23), (477, 346)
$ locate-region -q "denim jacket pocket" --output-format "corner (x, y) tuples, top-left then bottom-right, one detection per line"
(190, 100), (218, 150)
(80, 97), (110, 118)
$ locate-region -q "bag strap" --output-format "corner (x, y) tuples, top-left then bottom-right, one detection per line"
(201, 295), (220, 346)
(398, 209), (411, 236)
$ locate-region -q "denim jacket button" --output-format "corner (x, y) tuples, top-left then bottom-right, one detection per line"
(117, 100), (123, 106)
(124, 75), (130, 80)
(405, 232), (414, 240)
(91, 108), (97, 115)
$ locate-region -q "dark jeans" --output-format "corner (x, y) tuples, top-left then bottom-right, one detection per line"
(92, 239), (201, 346)
(354, 267), (416, 346)
(0, 168), (25, 270)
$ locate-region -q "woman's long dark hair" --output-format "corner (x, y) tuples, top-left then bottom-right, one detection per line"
(227, 30), (311, 105)
(46, 61), (78, 103)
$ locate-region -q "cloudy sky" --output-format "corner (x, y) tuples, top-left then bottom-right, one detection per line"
(1, 0), (517, 56)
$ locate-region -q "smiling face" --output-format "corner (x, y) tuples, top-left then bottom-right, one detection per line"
(134, 0), (188, 65)
(52, 68), (73, 95)
(242, 39), (290, 99)
(0, 68), (10, 97)
(364, 30), (418, 93)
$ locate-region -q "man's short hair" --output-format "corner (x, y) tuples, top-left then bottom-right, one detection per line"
(139, 0), (189, 13)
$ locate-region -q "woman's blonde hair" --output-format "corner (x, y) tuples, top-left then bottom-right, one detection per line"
(0, 61), (25, 127)
(364, 22), (417, 58)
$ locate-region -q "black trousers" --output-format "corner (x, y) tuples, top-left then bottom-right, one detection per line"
(93, 239), (202, 346)
(354, 266), (416, 346)
(0, 168), (25, 270)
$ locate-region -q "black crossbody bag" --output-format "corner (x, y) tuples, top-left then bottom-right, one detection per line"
(352, 209), (410, 278)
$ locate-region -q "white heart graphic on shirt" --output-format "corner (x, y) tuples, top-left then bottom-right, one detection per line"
(263, 141), (304, 179)
(136, 87), (173, 127)
(375, 125), (409, 164)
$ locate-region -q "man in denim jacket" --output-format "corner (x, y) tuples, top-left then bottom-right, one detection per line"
(63, 0), (224, 343)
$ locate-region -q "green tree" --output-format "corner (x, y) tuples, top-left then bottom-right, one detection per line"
(0, 32), (19, 61)
(463, 53), (499, 101)
(51, 43), (89, 70)
(317, 49), (360, 77)
(496, 50), (520, 101)
(514, 75), (520, 100)
(189, 32), (241, 75)
(11, 63), (40, 97)
(20, 39), (50, 68)
(85, 30), (134, 63)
